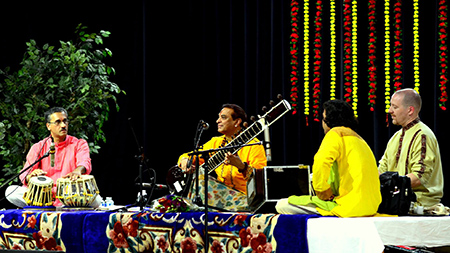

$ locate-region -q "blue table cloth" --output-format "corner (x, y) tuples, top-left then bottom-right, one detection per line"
(0, 209), (319, 252)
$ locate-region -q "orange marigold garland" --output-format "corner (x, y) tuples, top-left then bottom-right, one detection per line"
(312, 0), (323, 122)
(368, 0), (377, 111)
(438, 0), (448, 110)
(289, 0), (300, 115)
(393, 0), (403, 92)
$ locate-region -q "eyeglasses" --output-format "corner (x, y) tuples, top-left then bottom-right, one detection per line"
(48, 119), (69, 126)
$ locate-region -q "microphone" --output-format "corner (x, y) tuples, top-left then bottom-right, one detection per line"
(136, 183), (169, 190)
(200, 120), (209, 130)
(50, 137), (55, 167)
(264, 126), (272, 162)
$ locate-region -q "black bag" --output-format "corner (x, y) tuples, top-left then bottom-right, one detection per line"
(378, 171), (417, 215)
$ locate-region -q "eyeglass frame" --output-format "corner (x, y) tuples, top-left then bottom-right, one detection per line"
(48, 119), (69, 126)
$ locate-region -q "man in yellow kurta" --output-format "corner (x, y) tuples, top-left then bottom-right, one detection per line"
(276, 100), (381, 217)
(178, 104), (267, 194)
(379, 89), (445, 213)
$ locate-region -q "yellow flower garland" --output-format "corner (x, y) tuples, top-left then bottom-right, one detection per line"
(304, 0), (310, 116)
(330, 0), (337, 101)
(385, 0), (391, 113)
(413, 0), (420, 93)
(352, 0), (358, 117)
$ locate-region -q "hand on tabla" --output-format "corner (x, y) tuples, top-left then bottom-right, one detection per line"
(63, 171), (82, 181)
(63, 166), (85, 181)
(30, 169), (47, 178)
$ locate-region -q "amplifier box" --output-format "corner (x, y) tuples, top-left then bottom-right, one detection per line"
(247, 165), (312, 213)
(265, 165), (312, 200)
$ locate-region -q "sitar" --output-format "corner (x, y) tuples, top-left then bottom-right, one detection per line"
(166, 97), (292, 199)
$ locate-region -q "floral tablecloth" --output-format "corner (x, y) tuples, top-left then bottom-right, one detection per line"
(0, 209), (318, 252)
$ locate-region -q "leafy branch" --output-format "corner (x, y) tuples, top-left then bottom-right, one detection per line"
(0, 24), (125, 181)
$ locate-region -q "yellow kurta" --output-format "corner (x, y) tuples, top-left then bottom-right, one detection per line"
(178, 136), (267, 193)
(305, 127), (381, 217)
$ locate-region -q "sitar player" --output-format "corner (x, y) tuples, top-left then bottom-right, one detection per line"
(177, 104), (267, 195)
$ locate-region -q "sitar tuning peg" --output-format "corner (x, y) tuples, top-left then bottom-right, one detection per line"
(269, 100), (275, 107)
(262, 106), (268, 112)
(277, 94), (283, 100)
(250, 116), (257, 122)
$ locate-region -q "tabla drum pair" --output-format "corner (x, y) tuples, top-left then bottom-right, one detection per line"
(23, 175), (99, 207)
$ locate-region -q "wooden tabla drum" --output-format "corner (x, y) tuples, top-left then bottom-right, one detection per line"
(23, 176), (54, 206)
(56, 175), (99, 207)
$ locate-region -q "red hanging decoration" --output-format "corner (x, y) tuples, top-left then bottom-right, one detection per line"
(289, 0), (300, 115)
(438, 0), (448, 110)
(368, 0), (377, 111)
(312, 0), (323, 122)
(343, 0), (353, 104)
(393, 0), (403, 91)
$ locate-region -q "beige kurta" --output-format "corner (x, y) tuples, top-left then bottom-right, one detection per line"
(378, 119), (444, 208)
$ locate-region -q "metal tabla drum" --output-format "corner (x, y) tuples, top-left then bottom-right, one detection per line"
(56, 175), (100, 207)
(23, 176), (54, 206)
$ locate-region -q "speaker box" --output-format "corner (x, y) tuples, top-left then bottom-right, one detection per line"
(247, 165), (312, 213)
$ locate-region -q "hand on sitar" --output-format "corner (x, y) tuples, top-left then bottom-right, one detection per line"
(179, 157), (196, 174)
(224, 152), (245, 170)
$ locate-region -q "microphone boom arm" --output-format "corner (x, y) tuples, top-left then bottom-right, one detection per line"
(0, 150), (50, 191)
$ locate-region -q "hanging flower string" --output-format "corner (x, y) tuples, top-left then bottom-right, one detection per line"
(438, 0), (448, 110)
(368, 0), (377, 111)
(413, 0), (420, 93)
(304, 0), (311, 123)
(290, 0), (300, 115)
(330, 0), (337, 100)
(312, 0), (323, 122)
(384, 0), (391, 123)
(351, 0), (358, 117)
(343, 0), (353, 104)
(393, 0), (403, 92)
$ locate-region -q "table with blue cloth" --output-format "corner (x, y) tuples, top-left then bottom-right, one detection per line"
(0, 209), (318, 252)
(1, 209), (450, 252)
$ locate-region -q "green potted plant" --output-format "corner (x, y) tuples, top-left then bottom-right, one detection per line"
(0, 24), (125, 182)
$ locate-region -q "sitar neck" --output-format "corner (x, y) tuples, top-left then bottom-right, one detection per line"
(206, 121), (264, 173)
(205, 99), (291, 174)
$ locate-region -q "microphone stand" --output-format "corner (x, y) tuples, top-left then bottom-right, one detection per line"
(191, 120), (206, 206)
(0, 150), (50, 196)
(189, 141), (263, 253)
(189, 141), (264, 208)
(128, 118), (152, 212)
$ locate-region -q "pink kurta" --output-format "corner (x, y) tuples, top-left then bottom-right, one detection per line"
(19, 135), (92, 206)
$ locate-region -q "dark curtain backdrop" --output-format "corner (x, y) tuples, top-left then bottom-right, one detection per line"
(0, 0), (448, 208)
